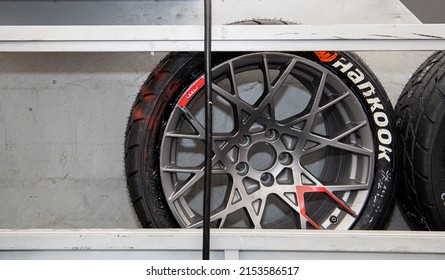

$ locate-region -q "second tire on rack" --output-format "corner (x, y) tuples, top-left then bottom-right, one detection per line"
(125, 51), (398, 230)
(396, 51), (445, 230)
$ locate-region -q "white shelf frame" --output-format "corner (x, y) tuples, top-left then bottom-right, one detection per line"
(1, 24), (445, 52)
(1, 229), (444, 260)
(0, 0), (445, 259)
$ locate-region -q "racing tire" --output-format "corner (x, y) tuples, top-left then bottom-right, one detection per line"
(395, 51), (445, 230)
(125, 51), (398, 230)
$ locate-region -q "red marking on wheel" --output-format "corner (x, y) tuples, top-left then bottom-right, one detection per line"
(178, 77), (205, 108)
(296, 185), (357, 229)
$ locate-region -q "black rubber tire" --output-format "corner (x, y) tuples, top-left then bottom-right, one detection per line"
(395, 51), (445, 230)
(125, 51), (398, 229)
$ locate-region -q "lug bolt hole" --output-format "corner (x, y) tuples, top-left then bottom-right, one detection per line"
(329, 215), (338, 224)
(265, 129), (279, 141)
(278, 152), (293, 165)
(261, 172), (274, 187)
(236, 162), (249, 176)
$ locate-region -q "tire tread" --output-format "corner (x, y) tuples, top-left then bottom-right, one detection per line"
(395, 51), (445, 230)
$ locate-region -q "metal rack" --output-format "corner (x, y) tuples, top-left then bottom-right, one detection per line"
(1, 0), (445, 259)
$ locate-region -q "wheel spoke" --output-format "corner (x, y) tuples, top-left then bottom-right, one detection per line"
(162, 165), (204, 173)
(210, 187), (245, 228)
(324, 183), (370, 192)
(269, 57), (298, 93)
(212, 82), (251, 112)
(278, 192), (300, 213)
(302, 121), (373, 156)
(178, 106), (206, 138)
(335, 142), (374, 156)
(304, 72), (328, 130)
(164, 132), (203, 140)
(246, 198), (266, 229)
(299, 168), (324, 186)
(332, 121), (367, 141)
(212, 83), (253, 128)
(188, 205), (249, 229)
(296, 185), (358, 230)
(277, 192), (306, 229)
(318, 90), (352, 111)
(295, 186), (324, 230)
(282, 72), (328, 131)
(164, 168), (205, 202)
(256, 55), (299, 120)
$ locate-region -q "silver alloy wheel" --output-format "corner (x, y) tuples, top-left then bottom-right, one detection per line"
(160, 52), (375, 230)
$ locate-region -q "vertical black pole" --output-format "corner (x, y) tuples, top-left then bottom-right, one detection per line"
(203, 0), (212, 261)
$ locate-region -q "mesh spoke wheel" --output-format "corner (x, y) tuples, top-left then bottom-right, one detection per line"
(125, 51), (397, 230)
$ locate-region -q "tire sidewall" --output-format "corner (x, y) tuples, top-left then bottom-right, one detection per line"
(309, 51), (397, 229)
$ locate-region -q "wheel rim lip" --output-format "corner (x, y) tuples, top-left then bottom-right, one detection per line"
(159, 52), (375, 229)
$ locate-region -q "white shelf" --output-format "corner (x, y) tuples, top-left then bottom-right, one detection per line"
(1, 229), (444, 259)
(1, 0), (441, 52)
(1, 24), (445, 52)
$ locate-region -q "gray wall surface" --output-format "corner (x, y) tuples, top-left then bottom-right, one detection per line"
(0, 52), (164, 228)
(401, 0), (445, 23)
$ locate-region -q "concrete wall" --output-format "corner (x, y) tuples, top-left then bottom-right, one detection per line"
(0, 52), (166, 228)
(401, 0), (445, 23)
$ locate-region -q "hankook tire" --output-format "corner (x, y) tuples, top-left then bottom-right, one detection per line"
(125, 51), (398, 230)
